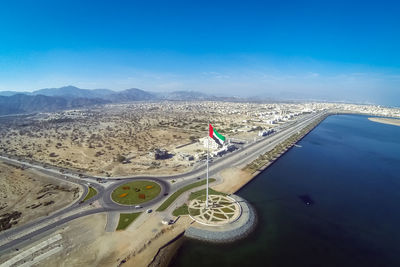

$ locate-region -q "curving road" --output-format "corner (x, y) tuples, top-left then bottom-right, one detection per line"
(0, 110), (328, 255)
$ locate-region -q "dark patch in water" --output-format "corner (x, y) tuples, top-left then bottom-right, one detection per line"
(298, 194), (314, 206)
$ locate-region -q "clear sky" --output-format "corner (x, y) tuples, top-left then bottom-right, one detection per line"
(0, 0), (399, 106)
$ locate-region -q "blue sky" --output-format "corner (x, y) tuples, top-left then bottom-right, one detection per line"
(0, 0), (399, 105)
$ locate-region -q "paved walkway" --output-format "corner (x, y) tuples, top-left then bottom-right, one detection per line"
(105, 211), (120, 232)
(188, 195), (241, 226)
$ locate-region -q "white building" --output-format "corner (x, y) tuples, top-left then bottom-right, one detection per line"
(199, 136), (222, 150)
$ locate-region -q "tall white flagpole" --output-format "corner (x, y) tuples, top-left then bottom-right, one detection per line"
(206, 122), (209, 209)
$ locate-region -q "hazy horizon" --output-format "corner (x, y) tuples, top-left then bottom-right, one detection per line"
(1, 0), (399, 106)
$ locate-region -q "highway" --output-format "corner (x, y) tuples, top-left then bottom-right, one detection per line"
(0, 111), (328, 255)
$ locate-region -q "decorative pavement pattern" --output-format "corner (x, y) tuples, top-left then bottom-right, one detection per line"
(188, 195), (242, 226)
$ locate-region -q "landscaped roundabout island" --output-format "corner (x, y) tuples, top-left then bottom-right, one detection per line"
(111, 180), (161, 205)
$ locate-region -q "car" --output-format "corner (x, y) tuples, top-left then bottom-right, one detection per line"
(146, 209), (152, 213)
(134, 205), (142, 209)
(163, 193), (169, 196)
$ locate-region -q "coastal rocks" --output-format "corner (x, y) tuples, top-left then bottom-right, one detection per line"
(148, 233), (185, 267)
(184, 194), (257, 243)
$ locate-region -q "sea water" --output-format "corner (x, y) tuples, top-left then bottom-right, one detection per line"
(170, 115), (400, 267)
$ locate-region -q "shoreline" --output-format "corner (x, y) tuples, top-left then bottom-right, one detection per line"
(147, 232), (185, 267)
(148, 113), (329, 266)
(368, 117), (400, 127)
(0, 112), (331, 266)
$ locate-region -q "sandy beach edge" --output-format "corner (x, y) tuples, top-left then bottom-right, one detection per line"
(368, 117), (400, 127)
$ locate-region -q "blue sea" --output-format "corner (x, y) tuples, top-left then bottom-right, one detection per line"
(170, 115), (400, 267)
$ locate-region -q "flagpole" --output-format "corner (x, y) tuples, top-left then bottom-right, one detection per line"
(206, 122), (209, 209)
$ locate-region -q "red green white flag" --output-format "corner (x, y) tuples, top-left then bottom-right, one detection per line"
(209, 124), (225, 146)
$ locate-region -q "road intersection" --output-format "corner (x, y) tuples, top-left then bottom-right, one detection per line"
(0, 111), (327, 255)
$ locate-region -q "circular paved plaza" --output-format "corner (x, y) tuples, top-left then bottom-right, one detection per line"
(188, 194), (241, 226)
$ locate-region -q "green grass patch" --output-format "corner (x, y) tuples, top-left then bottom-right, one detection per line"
(214, 213), (227, 219)
(172, 204), (189, 216)
(221, 207), (234, 213)
(156, 178), (216, 211)
(189, 208), (200, 216)
(189, 188), (226, 200)
(116, 213), (141, 230)
(83, 186), (97, 202)
(111, 181), (161, 205)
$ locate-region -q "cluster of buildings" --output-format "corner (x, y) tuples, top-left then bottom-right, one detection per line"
(152, 101), (400, 167)
(198, 136), (238, 157)
(258, 128), (275, 137)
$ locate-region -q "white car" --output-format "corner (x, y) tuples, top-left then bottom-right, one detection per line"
(134, 205), (142, 209)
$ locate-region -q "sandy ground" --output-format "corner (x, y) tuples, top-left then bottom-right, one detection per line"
(35, 212), (193, 267)
(124, 215), (193, 267)
(369, 117), (400, 127)
(212, 167), (253, 194)
(0, 161), (80, 232)
(20, 162), (261, 266)
(148, 235), (184, 267)
(0, 102), (303, 177)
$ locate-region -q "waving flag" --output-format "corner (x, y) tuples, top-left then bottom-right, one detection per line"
(209, 124), (225, 147)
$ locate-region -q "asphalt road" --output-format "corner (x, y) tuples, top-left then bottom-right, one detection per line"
(0, 111), (327, 255)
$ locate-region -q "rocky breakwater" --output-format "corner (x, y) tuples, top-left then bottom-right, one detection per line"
(184, 194), (257, 243)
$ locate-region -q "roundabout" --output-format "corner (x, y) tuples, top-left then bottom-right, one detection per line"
(188, 194), (241, 226)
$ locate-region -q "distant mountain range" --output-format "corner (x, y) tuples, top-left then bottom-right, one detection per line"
(0, 86), (220, 115)
(32, 86), (115, 99)
(0, 94), (110, 116)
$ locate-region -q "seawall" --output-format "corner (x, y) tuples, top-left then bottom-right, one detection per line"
(184, 194), (257, 243)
